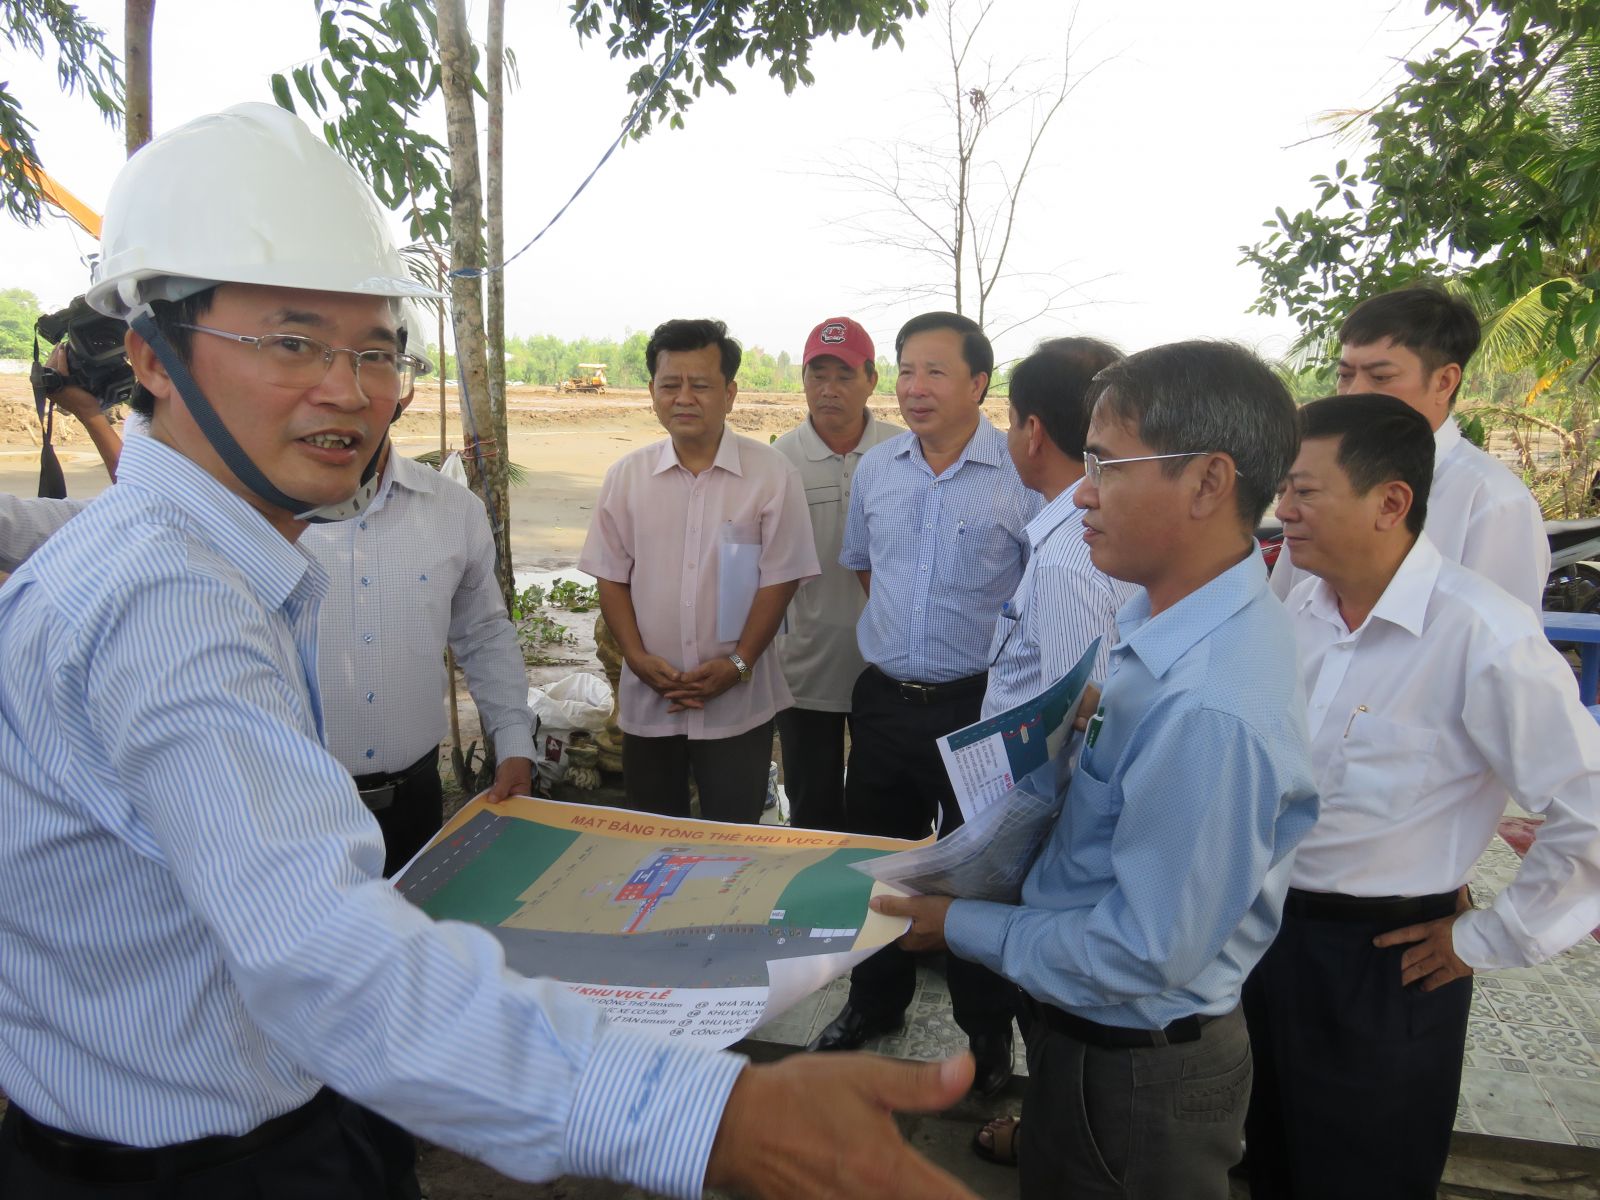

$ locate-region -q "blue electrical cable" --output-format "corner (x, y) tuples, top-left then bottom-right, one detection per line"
(450, 0), (720, 281)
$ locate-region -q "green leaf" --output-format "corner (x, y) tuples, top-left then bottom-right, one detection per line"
(270, 73), (294, 111)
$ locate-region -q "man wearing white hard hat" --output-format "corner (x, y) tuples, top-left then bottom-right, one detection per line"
(0, 104), (978, 1200)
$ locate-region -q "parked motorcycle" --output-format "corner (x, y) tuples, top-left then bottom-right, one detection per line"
(1543, 518), (1600, 614)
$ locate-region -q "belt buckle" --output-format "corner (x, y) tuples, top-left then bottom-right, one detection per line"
(358, 783), (396, 812)
(898, 680), (933, 704)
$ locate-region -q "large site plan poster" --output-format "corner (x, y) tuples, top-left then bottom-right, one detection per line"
(396, 796), (921, 1047)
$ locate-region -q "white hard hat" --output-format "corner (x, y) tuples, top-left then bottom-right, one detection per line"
(88, 102), (440, 318)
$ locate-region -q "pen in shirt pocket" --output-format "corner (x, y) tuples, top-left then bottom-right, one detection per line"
(1343, 705), (1369, 738)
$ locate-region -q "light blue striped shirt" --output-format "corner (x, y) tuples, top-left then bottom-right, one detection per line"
(947, 551), (1318, 1027)
(840, 415), (1040, 683)
(0, 435), (742, 1193)
(980, 479), (1138, 719)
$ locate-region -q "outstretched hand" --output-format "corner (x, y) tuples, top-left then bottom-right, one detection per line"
(705, 1053), (979, 1200)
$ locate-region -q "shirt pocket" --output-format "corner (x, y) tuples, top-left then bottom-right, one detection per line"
(805, 483), (842, 508)
(952, 517), (1018, 584)
(1326, 711), (1438, 818)
(1060, 756), (1122, 873)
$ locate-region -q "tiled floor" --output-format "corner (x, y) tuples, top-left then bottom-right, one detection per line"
(754, 832), (1600, 1146)
(1459, 832), (1600, 1146)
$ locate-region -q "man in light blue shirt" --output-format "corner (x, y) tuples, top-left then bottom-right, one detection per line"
(878, 341), (1318, 1199)
(810, 311), (1040, 1098)
(982, 338), (1136, 720)
(0, 105), (976, 1200)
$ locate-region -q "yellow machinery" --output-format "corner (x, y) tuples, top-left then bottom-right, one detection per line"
(559, 363), (607, 393)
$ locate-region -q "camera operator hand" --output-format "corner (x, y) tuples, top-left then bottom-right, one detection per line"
(47, 343), (123, 481)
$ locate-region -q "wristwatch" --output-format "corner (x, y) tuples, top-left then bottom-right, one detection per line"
(727, 652), (752, 683)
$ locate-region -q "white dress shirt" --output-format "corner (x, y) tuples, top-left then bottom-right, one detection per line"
(301, 451), (534, 775)
(980, 479), (1136, 719)
(1285, 535), (1600, 969)
(1273, 416), (1549, 611)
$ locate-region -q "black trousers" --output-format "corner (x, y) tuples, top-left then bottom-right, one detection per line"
(774, 706), (849, 831)
(0, 1092), (418, 1200)
(622, 719), (775, 824)
(360, 751), (445, 879)
(1243, 894), (1472, 1199)
(841, 667), (1014, 1037)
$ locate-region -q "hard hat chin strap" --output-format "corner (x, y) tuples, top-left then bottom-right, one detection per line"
(129, 306), (386, 524)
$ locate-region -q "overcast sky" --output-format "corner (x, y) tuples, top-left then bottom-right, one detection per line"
(0, 0), (1458, 367)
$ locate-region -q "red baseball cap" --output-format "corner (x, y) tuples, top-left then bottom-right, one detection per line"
(803, 316), (875, 371)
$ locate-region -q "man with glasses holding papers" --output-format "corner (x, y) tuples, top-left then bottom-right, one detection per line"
(581, 318), (818, 823)
(875, 342), (1318, 1199)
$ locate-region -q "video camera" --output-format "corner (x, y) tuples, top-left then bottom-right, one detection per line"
(33, 296), (136, 411)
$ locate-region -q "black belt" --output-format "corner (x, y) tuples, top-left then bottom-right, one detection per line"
(867, 665), (987, 706)
(1284, 887), (1459, 924)
(351, 749), (437, 812)
(12, 1089), (331, 1185)
(1035, 1002), (1219, 1049)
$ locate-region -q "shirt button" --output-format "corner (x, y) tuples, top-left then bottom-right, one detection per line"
(924, 523), (932, 529)
(358, 520), (367, 530)
(363, 633), (374, 644)
(365, 749), (375, 759)
(920, 565), (928, 572)
(360, 577), (370, 587)
(366, 691), (376, 703)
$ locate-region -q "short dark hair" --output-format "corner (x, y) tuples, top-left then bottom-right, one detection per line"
(127, 288), (218, 417)
(1297, 393), (1433, 536)
(894, 311), (994, 400)
(1338, 286), (1480, 405)
(1008, 337), (1123, 459)
(646, 318), (741, 382)
(1085, 341), (1298, 527)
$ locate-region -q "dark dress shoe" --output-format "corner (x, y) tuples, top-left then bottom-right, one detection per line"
(969, 1027), (1015, 1097)
(807, 1004), (903, 1052)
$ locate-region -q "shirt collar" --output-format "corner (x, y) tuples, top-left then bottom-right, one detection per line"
(114, 434), (318, 614)
(1434, 416), (1460, 471)
(1024, 478), (1083, 550)
(798, 409), (880, 462)
(891, 413), (1004, 472)
(365, 445), (438, 517)
(1116, 549), (1267, 679)
(384, 447), (440, 496)
(1296, 533), (1439, 640)
(651, 428), (744, 477)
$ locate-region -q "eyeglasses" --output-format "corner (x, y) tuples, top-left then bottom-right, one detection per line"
(1082, 450), (1245, 487)
(179, 324), (425, 403)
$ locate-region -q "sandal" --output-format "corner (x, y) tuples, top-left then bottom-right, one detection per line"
(971, 1115), (1021, 1167)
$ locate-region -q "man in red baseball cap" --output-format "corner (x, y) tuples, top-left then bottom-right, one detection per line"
(770, 318), (901, 829)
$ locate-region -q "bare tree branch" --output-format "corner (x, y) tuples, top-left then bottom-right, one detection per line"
(822, 0), (1104, 338)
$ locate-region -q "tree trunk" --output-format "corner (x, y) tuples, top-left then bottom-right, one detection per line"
(436, 0), (514, 612)
(124, 0), (156, 156)
(486, 0), (508, 491)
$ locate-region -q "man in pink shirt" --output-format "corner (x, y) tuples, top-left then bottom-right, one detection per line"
(581, 319), (820, 822)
